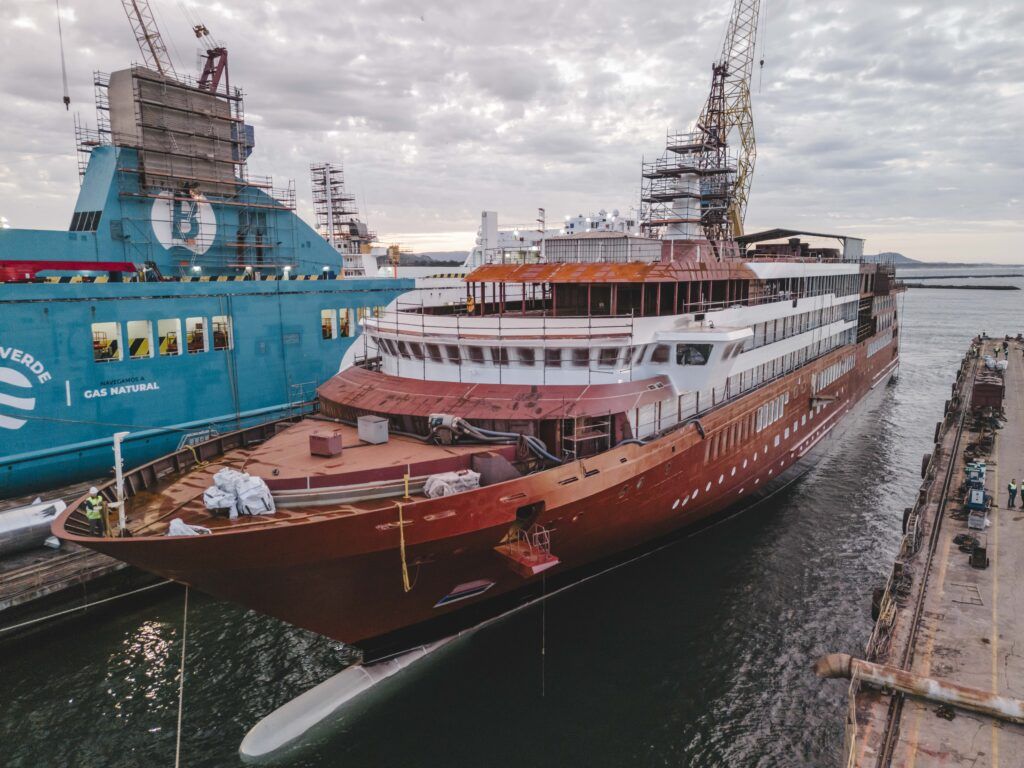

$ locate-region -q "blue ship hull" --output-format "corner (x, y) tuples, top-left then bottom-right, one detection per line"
(0, 278), (404, 497)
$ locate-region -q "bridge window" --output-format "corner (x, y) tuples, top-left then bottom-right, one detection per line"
(126, 320), (153, 360)
(408, 342), (424, 360)
(491, 347), (509, 366)
(650, 344), (670, 364)
(517, 347), (536, 366)
(212, 316), (232, 350)
(598, 348), (618, 368)
(468, 346), (485, 364)
(445, 345), (461, 364)
(396, 340), (411, 358)
(157, 319), (181, 356)
(339, 308), (353, 337)
(186, 317), (207, 354)
(321, 310), (337, 339)
(425, 343), (443, 363)
(91, 322), (122, 363)
(572, 348), (590, 367)
(545, 348), (562, 367)
(676, 343), (712, 365)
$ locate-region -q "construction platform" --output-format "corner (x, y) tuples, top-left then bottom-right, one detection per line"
(822, 336), (1024, 766)
(0, 482), (166, 643)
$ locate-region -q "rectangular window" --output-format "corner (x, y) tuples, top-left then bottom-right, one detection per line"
(186, 317), (208, 354)
(157, 318), (181, 356)
(572, 348), (590, 367)
(338, 309), (353, 337)
(212, 316), (232, 350)
(91, 322), (123, 363)
(650, 344), (670, 364)
(598, 348), (618, 368)
(126, 320), (154, 359)
(468, 346), (485, 364)
(396, 340), (411, 358)
(492, 347), (509, 366)
(378, 337), (396, 355)
(545, 348), (562, 367)
(676, 343), (712, 365)
(518, 347), (536, 366)
(408, 342), (425, 360)
(321, 309), (337, 339)
(426, 343), (443, 363)
(445, 345), (461, 364)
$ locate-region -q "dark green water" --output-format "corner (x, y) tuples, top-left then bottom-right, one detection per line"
(3, 269), (1022, 767)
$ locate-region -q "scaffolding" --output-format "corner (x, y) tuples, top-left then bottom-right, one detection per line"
(310, 162), (375, 256)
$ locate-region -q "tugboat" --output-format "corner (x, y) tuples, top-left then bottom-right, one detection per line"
(0, 6), (411, 498)
(55, 0), (903, 656)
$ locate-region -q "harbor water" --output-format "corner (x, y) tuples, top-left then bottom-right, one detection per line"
(3, 268), (1022, 767)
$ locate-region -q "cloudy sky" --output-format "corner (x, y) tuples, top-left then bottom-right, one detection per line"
(2, 0), (1021, 261)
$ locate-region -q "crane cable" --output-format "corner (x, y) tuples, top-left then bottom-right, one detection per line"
(55, 0), (70, 109)
(758, 0), (768, 94)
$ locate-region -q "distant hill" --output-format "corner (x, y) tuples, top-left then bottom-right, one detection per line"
(862, 251), (921, 265)
(399, 251), (468, 267)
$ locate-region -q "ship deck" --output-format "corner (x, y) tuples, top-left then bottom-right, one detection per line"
(120, 419), (511, 536)
(843, 338), (1024, 766)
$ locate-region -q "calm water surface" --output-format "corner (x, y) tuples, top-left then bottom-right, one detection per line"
(3, 268), (1022, 767)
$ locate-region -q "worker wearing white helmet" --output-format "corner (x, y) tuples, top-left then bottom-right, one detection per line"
(84, 486), (106, 537)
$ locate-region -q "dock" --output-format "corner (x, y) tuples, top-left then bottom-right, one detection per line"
(0, 481), (165, 642)
(821, 336), (1024, 766)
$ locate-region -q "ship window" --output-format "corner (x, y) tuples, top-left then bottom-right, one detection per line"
(212, 316), (232, 350)
(676, 344), (711, 365)
(631, 345), (648, 365)
(186, 317), (208, 354)
(468, 346), (485, 364)
(91, 322), (122, 363)
(517, 347), (536, 366)
(396, 340), (411, 358)
(445, 345), (461, 364)
(321, 310), (338, 339)
(408, 342), (424, 360)
(157, 319), (181, 356)
(650, 344), (670, 364)
(491, 347), (509, 366)
(378, 337), (396, 355)
(339, 309), (353, 337)
(598, 348), (618, 368)
(426, 343), (443, 363)
(572, 348), (590, 367)
(545, 348), (562, 367)
(125, 320), (153, 360)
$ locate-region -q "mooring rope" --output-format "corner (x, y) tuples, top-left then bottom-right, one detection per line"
(174, 586), (189, 768)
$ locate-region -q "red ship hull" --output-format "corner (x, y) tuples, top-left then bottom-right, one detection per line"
(60, 332), (899, 649)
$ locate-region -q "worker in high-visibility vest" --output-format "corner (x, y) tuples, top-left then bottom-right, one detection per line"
(84, 487), (106, 537)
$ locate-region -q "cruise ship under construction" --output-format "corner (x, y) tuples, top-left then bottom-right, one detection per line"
(55, 0), (904, 656)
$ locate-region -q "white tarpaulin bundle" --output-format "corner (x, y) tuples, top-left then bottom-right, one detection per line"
(167, 518), (212, 536)
(423, 470), (481, 499)
(203, 468), (276, 519)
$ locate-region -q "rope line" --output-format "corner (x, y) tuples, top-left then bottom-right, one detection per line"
(174, 586), (189, 768)
(0, 580), (170, 635)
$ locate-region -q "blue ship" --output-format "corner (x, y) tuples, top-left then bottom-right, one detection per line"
(0, 61), (411, 498)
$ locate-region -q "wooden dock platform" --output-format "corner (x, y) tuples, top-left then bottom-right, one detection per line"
(830, 337), (1024, 766)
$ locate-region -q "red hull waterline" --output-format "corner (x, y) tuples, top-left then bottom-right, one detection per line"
(56, 332), (899, 650)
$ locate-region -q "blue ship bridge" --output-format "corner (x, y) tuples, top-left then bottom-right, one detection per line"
(0, 139), (412, 497)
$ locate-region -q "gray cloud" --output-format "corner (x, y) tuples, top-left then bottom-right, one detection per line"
(0, 0), (1021, 260)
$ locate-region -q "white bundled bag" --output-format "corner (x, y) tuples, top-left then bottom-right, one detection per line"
(235, 474), (276, 516)
(203, 485), (238, 519)
(423, 470), (481, 499)
(167, 518), (212, 536)
(213, 468), (246, 492)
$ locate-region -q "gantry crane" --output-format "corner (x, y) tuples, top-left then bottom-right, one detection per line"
(700, 0), (760, 238)
(119, 0), (176, 76)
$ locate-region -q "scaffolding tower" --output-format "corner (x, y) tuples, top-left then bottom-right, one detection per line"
(310, 162), (375, 258)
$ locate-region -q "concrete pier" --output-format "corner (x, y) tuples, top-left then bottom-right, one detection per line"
(827, 337), (1024, 766)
